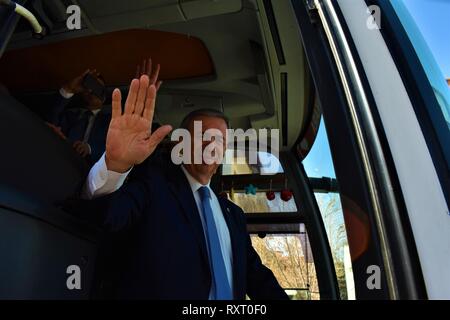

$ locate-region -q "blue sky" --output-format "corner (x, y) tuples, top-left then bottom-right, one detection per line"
(303, 0), (448, 179)
(303, 119), (335, 179)
(402, 0), (450, 78)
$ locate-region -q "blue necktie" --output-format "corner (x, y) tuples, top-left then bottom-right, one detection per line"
(198, 186), (233, 300)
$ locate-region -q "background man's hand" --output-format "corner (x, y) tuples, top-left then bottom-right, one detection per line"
(63, 69), (102, 94)
(135, 58), (162, 91)
(73, 140), (91, 157)
(105, 75), (172, 173)
(45, 122), (66, 139)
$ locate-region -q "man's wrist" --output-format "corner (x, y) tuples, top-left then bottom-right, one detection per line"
(105, 154), (132, 173)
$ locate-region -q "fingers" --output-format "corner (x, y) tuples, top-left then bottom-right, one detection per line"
(135, 58), (159, 82)
(143, 84), (157, 122)
(73, 141), (83, 154)
(123, 59), (161, 117)
(45, 122), (54, 129)
(124, 78), (139, 115)
(155, 80), (162, 92)
(82, 69), (90, 77)
(150, 63), (160, 86)
(112, 88), (122, 119)
(73, 141), (89, 157)
(142, 58), (148, 76)
(146, 58), (151, 76)
(134, 75), (150, 116)
(147, 125), (172, 152)
(55, 127), (66, 139)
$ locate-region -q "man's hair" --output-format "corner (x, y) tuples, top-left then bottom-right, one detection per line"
(180, 108), (230, 129)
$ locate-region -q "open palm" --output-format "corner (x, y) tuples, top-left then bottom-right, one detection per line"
(105, 75), (172, 173)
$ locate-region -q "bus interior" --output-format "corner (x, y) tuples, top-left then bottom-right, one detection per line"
(1, 0), (440, 300)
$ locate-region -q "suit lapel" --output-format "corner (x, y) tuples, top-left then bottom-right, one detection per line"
(166, 166), (246, 298)
(167, 166), (210, 268)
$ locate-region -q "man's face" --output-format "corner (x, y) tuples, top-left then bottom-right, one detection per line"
(187, 115), (227, 180)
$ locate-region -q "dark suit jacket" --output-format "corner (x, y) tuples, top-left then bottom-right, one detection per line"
(49, 93), (111, 164)
(70, 158), (288, 300)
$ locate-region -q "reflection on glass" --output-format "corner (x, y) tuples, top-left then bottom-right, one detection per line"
(222, 150), (284, 175)
(302, 118), (355, 299)
(395, 0), (450, 129)
(251, 233), (320, 300)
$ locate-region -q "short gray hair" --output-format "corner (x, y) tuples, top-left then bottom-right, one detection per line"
(180, 108), (230, 129)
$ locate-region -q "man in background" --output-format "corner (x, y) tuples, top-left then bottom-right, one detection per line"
(49, 58), (161, 164)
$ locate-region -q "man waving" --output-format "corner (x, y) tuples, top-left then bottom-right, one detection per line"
(79, 66), (287, 300)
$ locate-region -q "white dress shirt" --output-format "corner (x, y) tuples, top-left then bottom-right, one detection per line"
(82, 153), (131, 199)
(82, 154), (234, 298)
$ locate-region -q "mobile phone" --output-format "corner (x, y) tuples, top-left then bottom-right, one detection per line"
(82, 73), (105, 101)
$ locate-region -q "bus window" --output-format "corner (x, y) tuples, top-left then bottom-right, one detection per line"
(250, 227), (319, 300)
(302, 118), (355, 300)
(218, 148), (319, 299)
(392, 0), (450, 131)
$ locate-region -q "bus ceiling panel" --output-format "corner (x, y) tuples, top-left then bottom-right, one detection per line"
(75, 0), (243, 21)
(179, 0), (243, 20)
(8, 0), (244, 49)
(252, 0), (310, 151)
(0, 29), (214, 93)
(155, 92), (223, 129)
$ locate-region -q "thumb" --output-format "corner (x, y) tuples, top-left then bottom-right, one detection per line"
(146, 125), (172, 152)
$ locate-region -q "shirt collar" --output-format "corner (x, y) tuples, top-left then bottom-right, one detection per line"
(180, 165), (211, 194)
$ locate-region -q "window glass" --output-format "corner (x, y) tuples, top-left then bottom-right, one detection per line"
(393, 1), (450, 159)
(221, 149), (296, 214)
(303, 118), (355, 300)
(222, 150), (284, 175)
(250, 228), (319, 300)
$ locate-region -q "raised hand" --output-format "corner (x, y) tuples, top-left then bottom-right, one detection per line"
(105, 75), (172, 173)
(135, 57), (162, 91)
(63, 69), (99, 94)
